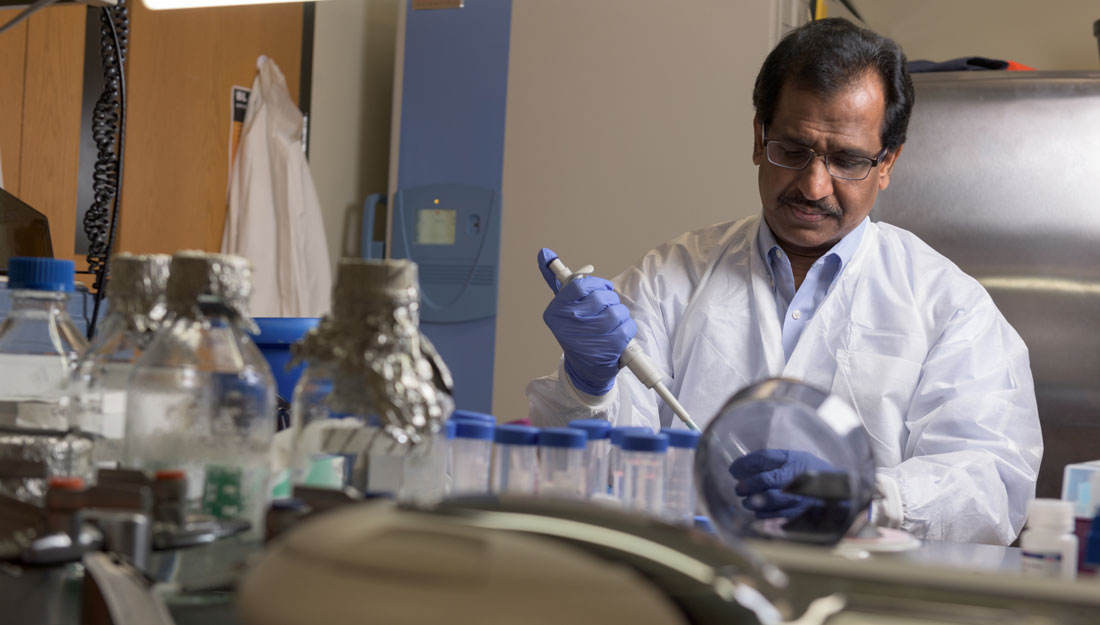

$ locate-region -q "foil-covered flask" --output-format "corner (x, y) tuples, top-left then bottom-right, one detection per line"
(65, 253), (170, 469)
(289, 259), (453, 497)
(123, 251), (275, 535)
(0, 258), (89, 504)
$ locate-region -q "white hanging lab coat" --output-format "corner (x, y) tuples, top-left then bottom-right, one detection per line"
(223, 56), (332, 317)
(527, 215), (1043, 545)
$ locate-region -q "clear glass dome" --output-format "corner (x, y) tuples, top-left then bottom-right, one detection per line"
(695, 378), (876, 546)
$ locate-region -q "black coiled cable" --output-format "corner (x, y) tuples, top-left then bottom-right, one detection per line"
(84, 0), (129, 340)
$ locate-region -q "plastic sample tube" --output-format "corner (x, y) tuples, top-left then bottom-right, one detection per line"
(620, 432), (668, 516)
(660, 427), (700, 524)
(450, 419), (494, 494)
(568, 419), (613, 500)
(537, 427), (588, 499)
(608, 426), (653, 500)
(492, 424), (540, 495)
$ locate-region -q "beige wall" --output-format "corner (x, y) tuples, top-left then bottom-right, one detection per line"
(491, 0), (778, 420)
(309, 0), (398, 273)
(830, 0), (1099, 70)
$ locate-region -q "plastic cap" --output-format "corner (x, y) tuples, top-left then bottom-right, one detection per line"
(660, 427), (700, 449)
(609, 426), (652, 447)
(453, 419), (494, 441)
(621, 432), (669, 453)
(452, 410), (495, 424)
(155, 470), (186, 482)
(493, 424), (539, 446)
(48, 476), (85, 490)
(568, 419), (612, 440)
(1026, 498), (1073, 532)
(443, 419), (457, 440)
(7, 257), (75, 292)
(538, 427), (587, 449)
(1087, 512), (1100, 566)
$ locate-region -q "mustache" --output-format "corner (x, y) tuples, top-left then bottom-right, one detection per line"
(778, 194), (842, 218)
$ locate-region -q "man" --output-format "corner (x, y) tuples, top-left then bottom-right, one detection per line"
(526, 18), (1042, 545)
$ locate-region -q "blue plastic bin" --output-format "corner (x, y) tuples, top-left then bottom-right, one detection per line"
(252, 317), (321, 400)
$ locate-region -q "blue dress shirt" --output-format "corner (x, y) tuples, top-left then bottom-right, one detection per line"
(757, 217), (868, 361)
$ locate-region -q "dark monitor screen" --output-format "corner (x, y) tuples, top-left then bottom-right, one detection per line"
(0, 187), (54, 272)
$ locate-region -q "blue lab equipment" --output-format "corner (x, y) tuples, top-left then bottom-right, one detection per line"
(252, 317), (321, 401)
(390, 184), (502, 414)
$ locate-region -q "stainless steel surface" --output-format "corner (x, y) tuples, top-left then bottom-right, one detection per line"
(751, 540), (1100, 625)
(872, 71), (1100, 499)
(94, 511), (151, 571)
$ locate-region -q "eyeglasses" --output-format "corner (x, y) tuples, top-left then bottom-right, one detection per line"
(761, 125), (888, 181)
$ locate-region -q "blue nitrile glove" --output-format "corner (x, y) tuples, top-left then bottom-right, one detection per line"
(728, 449), (836, 519)
(538, 248), (637, 396)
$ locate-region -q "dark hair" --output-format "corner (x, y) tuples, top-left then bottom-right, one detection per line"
(752, 18), (914, 152)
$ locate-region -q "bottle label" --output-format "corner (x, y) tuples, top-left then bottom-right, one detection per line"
(1020, 550), (1063, 577)
(0, 354), (68, 428)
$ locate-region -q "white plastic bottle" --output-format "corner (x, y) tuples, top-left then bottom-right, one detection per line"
(1020, 498), (1078, 579)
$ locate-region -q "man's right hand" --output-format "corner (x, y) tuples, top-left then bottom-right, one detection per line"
(539, 248), (637, 396)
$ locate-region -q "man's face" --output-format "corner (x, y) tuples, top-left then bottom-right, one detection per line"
(752, 72), (901, 256)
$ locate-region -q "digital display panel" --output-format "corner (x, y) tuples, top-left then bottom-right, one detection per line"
(416, 209), (457, 245)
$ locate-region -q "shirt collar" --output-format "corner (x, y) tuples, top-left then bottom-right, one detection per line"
(757, 215), (869, 277)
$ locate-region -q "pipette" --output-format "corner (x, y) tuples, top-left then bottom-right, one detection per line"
(544, 255), (700, 432)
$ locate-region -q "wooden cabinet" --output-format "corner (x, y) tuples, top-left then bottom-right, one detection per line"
(0, 1), (304, 272)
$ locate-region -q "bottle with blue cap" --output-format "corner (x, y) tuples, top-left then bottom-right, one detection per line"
(537, 427), (588, 499)
(0, 257), (87, 428)
(65, 254), (170, 470)
(569, 419), (612, 500)
(660, 427), (700, 524)
(450, 416), (494, 494)
(620, 431), (668, 516)
(492, 424), (539, 495)
(0, 257), (88, 503)
(608, 425), (653, 500)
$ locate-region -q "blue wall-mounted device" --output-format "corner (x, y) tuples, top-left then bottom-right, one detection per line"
(391, 0), (511, 413)
(391, 184), (501, 412)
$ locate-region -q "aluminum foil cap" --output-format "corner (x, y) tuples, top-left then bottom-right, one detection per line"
(166, 251), (254, 323)
(332, 259), (419, 319)
(293, 258), (453, 443)
(106, 253), (170, 334)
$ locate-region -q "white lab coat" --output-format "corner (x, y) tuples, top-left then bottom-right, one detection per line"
(223, 57), (332, 317)
(527, 215), (1042, 545)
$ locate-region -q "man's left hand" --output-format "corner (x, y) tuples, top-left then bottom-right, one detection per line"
(728, 449), (837, 519)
